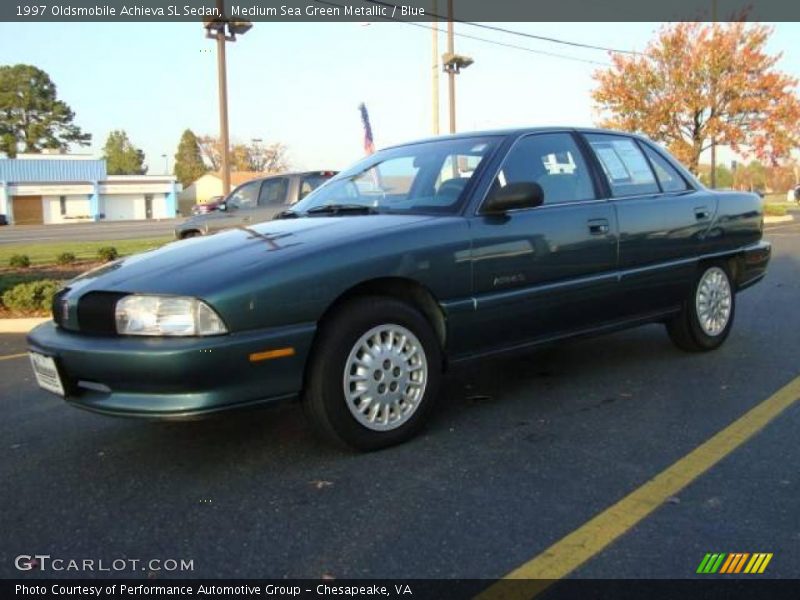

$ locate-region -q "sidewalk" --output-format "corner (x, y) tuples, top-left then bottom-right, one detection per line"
(764, 214), (795, 224)
(0, 317), (49, 334)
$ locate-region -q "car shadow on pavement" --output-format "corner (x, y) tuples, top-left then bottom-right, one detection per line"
(74, 323), (683, 462)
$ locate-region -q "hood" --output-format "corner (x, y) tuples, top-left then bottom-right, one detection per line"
(66, 214), (436, 297)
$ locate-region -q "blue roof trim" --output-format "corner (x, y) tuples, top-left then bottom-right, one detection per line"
(0, 159), (107, 183)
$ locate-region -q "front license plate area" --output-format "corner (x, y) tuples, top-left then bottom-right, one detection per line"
(29, 352), (65, 397)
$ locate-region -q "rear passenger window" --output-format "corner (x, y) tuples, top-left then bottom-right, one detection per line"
(641, 145), (689, 192)
(586, 134), (660, 197)
(492, 133), (596, 205)
(258, 178), (288, 206)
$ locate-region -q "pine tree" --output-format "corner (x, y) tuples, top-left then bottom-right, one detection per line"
(0, 64), (91, 157)
(173, 129), (207, 187)
(103, 130), (146, 175)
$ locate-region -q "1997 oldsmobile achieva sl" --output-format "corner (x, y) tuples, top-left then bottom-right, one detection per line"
(28, 128), (771, 449)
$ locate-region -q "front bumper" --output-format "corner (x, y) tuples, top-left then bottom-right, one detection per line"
(27, 321), (316, 418)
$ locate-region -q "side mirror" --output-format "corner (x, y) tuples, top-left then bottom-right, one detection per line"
(484, 182), (544, 214)
(218, 202), (228, 211)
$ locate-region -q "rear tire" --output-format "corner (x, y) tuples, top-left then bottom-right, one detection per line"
(667, 262), (735, 352)
(304, 296), (442, 451)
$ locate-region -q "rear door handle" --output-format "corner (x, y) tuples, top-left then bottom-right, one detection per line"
(588, 218), (610, 235)
(694, 206), (710, 220)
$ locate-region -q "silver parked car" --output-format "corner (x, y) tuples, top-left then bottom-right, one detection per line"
(175, 171), (336, 239)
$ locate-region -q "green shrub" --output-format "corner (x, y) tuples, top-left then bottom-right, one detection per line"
(9, 254), (31, 269)
(1, 280), (61, 313)
(764, 204), (788, 217)
(56, 251), (76, 265)
(97, 246), (119, 262)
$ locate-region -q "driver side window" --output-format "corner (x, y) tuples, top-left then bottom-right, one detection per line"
(493, 133), (596, 205)
(228, 180), (260, 209)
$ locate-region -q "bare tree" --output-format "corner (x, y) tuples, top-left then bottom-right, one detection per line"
(197, 135), (290, 173)
(248, 140), (290, 173)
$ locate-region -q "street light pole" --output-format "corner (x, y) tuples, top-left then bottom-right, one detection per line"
(215, 0), (231, 196)
(205, 0), (251, 196)
(161, 154), (168, 175)
(442, 0), (472, 135)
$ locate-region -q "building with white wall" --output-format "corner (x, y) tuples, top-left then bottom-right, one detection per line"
(0, 153), (179, 225)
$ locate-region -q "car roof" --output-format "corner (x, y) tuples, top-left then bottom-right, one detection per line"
(241, 170), (338, 183)
(382, 126), (651, 150)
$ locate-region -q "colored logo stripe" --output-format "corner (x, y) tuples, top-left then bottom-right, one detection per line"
(720, 553), (749, 573)
(698, 552), (773, 574)
(744, 553), (773, 574)
(697, 553), (726, 573)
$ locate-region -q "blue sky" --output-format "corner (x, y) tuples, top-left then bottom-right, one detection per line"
(1, 21), (799, 173)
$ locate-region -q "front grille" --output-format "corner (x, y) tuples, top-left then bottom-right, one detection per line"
(51, 288), (70, 327)
(77, 292), (128, 335)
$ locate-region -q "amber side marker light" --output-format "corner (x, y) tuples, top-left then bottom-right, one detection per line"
(249, 347), (296, 362)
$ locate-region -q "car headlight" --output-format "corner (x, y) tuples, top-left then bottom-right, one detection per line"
(115, 295), (228, 336)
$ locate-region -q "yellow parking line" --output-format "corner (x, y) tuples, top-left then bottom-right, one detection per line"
(478, 374), (800, 600)
(0, 353), (27, 362)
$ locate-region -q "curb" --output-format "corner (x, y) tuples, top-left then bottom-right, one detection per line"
(0, 317), (50, 334)
(764, 214), (795, 224)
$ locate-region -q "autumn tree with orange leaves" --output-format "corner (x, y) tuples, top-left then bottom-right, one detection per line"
(592, 22), (800, 175)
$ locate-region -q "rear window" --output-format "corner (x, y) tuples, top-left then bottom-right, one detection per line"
(299, 173), (335, 201)
(641, 145), (689, 193)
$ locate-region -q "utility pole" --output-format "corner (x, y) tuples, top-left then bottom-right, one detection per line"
(710, 0), (718, 188)
(431, 0), (439, 135)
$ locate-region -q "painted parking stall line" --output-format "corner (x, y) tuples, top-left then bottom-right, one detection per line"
(478, 374), (800, 600)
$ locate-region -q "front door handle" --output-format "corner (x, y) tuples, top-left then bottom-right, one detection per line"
(588, 218), (610, 235)
(694, 206), (710, 221)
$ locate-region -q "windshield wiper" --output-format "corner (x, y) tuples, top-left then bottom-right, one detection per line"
(305, 204), (379, 216)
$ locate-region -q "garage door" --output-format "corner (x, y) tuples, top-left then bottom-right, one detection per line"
(12, 196), (44, 225)
(102, 195), (139, 221)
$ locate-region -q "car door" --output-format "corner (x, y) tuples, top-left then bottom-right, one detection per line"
(582, 133), (717, 317)
(466, 132), (619, 354)
(212, 179), (262, 232)
(252, 177), (290, 222)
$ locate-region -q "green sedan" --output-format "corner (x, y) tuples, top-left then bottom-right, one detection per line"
(28, 128), (771, 450)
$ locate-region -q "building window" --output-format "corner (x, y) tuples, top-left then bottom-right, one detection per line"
(59, 196), (67, 216)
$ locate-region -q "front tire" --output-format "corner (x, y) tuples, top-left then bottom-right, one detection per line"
(304, 296), (442, 451)
(667, 262), (735, 352)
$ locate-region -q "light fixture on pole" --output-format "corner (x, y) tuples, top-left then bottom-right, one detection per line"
(204, 0), (252, 196)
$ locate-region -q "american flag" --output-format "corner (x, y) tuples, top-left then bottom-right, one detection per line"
(358, 102), (375, 155)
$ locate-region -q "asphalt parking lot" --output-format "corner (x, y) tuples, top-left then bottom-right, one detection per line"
(1, 219), (798, 582)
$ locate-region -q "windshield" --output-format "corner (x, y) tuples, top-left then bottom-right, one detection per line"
(292, 136), (500, 215)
